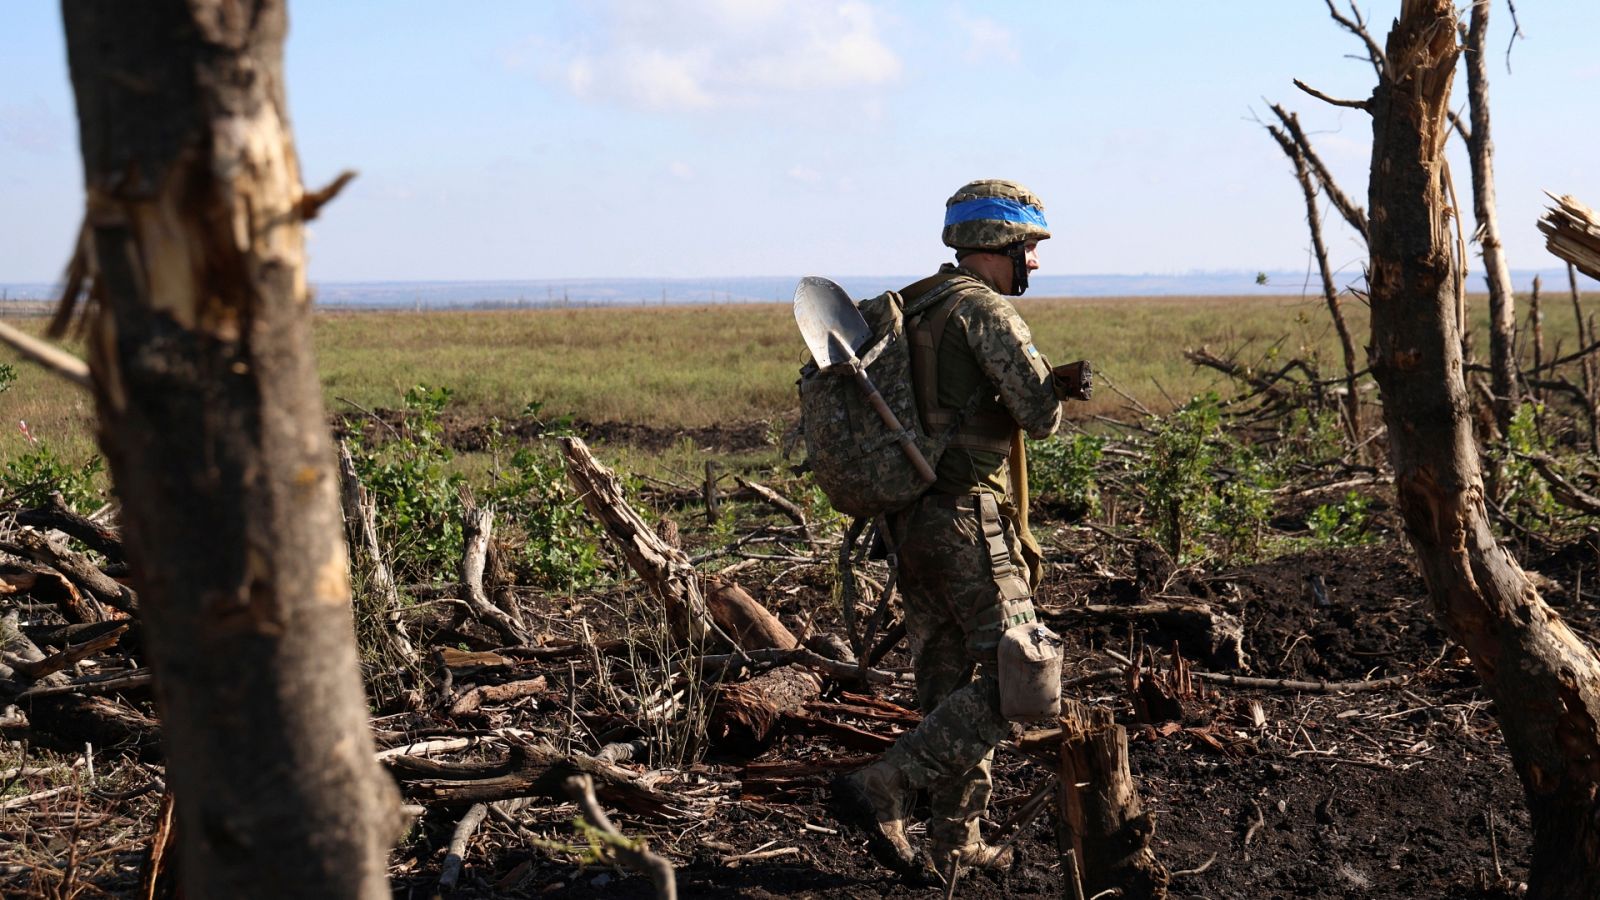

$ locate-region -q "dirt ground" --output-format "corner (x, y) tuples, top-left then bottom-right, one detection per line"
(379, 418), (1591, 899)
(10, 417), (1597, 899)
(503, 544), (1541, 900)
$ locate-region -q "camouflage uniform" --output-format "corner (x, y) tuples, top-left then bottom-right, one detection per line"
(880, 264), (1062, 854)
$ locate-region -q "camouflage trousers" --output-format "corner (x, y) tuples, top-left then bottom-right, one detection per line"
(880, 490), (1037, 851)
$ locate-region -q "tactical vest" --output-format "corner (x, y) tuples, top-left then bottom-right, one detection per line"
(900, 273), (1019, 463)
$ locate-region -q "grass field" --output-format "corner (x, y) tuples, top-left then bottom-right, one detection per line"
(0, 290), (1588, 471)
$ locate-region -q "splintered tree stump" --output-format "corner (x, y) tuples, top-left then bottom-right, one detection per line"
(1057, 699), (1169, 899)
(705, 580), (797, 651)
(708, 665), (823, 748)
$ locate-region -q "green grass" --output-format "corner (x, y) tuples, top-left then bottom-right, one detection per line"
(1, 291), (1589, 473)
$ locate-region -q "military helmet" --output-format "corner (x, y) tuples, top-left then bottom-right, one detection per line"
(942, 179), (1051, 252)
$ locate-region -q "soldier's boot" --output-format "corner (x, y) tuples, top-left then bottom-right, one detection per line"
(930, 817), (1015, 870)
(829, 761), (917, 874)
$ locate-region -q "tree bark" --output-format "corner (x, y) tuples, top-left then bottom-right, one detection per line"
(1366, 4), (1600, 897)
(1054, 700), (1168, 899)
(1462, 0), (1519, 433)
(57, 3), (401, 897)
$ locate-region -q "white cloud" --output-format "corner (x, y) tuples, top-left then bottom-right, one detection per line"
(951, 10), (1019, 64)
(543, 0), (901, 112)
(787, 165), (823, 184)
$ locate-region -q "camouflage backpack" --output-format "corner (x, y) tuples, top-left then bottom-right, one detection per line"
(797, 277), (978, 518)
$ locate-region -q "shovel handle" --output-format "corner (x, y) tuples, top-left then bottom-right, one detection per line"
(852, 369), (937, 484)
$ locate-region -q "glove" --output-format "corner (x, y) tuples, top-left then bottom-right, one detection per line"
(1051, 360), (1093, 401)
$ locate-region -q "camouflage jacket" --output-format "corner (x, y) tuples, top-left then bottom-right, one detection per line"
(913, 263), (1062, 496)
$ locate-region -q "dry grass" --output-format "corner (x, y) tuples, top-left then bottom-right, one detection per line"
(0, 290), (1587, 473)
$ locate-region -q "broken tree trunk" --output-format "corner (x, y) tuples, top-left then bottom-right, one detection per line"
(559, 437), (824, 745)
(560, 436), (799, 651)
(1055, 699), (1169, 899)
(459, 494), (530, 646)
(1367, 5), (1600, 897)
(1462, 0), (1519, 434)
(56, 3), (401, 897)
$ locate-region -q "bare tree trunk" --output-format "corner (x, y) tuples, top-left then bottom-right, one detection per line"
(57, 3), (401, 897)
(1462, 0), (1519, 433)
(1367, 4), (1600, 897)
(1530, 275), (1544, 403)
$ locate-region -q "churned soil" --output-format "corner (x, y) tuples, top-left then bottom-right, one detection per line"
(410, 521), (1580, 899)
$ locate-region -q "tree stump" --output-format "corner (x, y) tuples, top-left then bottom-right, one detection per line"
(1056, 699), (1169, 899)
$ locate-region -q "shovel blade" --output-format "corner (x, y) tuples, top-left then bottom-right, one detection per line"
(794, 276), (872, 368)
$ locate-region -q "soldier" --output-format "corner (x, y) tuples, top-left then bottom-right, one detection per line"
(831, 179), (1080, 877)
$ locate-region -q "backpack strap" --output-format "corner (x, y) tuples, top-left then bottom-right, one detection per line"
(904, 277), (1018, 457)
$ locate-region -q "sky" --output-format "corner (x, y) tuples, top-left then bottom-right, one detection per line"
(3, 1), (1599, 284)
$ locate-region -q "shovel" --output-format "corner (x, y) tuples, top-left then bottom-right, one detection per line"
(793, 276), (937, 485)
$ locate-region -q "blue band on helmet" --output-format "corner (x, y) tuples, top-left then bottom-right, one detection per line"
(944, 197), (1049, 230)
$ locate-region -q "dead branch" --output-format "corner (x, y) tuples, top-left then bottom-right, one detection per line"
(1521, 453), (1600, 516)
(388, 740), (681, 819)
(733, 476), (809, 536)
(1293, 78), (1370, 111)
(561, 437), (712, 644)
(563, 773), (677, 900)
(1325, 0), (1386, 78)
(0, 319), (91, 388)
(0, 531), (135, 615)
(14, 493), (123, 563)
(1264, 119), (1363, 438)
(3, 624), (125, 681)
(1268, 103), (1369, 240)
(1053, 603), (1247, 672)
(298, 169), (357, 222)
(458, 494), (529, 646)
(697, 646), (908, 685)
(1100, 649), (1408, 693)
(449, 676), (550, 719)
(336, 441), (420, 667)
(437, 802), (489, 894)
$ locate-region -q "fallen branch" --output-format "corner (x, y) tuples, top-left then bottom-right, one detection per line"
(15, 493), (124, 563)
(563, 773), (677, 900)
(389, 740), (682, 819)
(1101, 649), (1408, 693)
(437, 802), (489, 894)
(734, 476), (809, 536)
(0, 319), (90, 388)
(697, 646), (908, 685)
(0, 531), (136, 615)
(458, 494), (529, 646)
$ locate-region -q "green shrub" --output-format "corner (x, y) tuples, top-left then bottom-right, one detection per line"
(1307, 491), (1374, 546)
(351, 387), (604, 589)
(1211, 448), (1278, 558)
(1139, 394), (1224, 559)
(483, 435), (601, 590)
(1497, 402), (1557, 522)
(349, 384), (465, 583)
(1029, 432), (1104, 519)
(1137, 393), (1279, 561)
(1, 444), (104, 512)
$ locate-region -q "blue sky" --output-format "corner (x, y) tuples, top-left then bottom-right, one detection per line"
(4, 1), (1598, 283)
